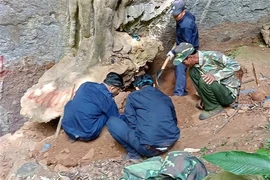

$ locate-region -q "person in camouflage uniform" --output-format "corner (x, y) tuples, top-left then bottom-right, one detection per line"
(173, 42), (241, 120)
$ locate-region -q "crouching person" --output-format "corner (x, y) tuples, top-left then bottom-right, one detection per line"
(173, 42), (241, 120)
(107, 74), (180, 160)
(62, 72), (124, 142)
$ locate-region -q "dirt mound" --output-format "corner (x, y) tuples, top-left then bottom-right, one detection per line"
(35, 127), (125, 168)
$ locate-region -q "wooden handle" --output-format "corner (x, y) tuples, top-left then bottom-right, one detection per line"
(252, 63), (259, 86)
(161, 56), (170, 70)
(54, 84), (76, 139)
(160, 43), (177, 70)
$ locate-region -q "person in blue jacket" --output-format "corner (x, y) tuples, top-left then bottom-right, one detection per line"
(62, 72), (124, 142)
(106, 74), (180, 160)
(167, 0), (199, 96)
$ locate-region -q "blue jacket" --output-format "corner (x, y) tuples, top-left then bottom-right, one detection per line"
(122, 86), (180, 147)
(176, 11), (199, 50)
(62, 82), (119, 141)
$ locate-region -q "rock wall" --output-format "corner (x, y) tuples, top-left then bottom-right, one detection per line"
(191, 0), (269, 27)
(121, 0), (270, 53)
(1, 0), (269, 64)
(0, 0), (69, 64)
(261, 23), (270, 47)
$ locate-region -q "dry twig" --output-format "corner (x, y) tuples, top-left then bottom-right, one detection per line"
(214, 109), (239, 134)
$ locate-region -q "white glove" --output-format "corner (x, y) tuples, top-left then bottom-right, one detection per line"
(167, 51), (175, 60)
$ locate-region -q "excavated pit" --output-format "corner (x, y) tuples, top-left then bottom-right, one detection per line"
(146, 59), (197, 96)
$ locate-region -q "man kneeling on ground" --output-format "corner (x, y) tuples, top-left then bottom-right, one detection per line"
(107, 74), (180, 160)
(173, 42), (241, 120)
(62, 72), (124, 142)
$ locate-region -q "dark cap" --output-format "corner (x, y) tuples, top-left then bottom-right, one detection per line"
(173, 42), (195, 66)
(133, 74), (154, 88)
(171, 0), (185, 16)
(104, 72), (124, 90)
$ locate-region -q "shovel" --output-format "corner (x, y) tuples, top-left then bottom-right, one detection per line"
(54, 84), (76, 139)
(41, 84), (76, 152)
(155, 43), (176, 87)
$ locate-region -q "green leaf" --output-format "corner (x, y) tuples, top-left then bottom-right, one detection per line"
(203, 151), (270, 175)
(203, 171), (265, 180)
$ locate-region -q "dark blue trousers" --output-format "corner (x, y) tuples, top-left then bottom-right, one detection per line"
(174, 63), (188, 96)
(106, 116), (161, 157)
(64, 130), (99, 142)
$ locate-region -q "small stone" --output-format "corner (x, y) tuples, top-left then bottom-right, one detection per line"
(39, 159), (48, 166)
(82, 148), (94, 160)
(240, 105), (249, 111)
(238, 110), (245, 114)
(16, 162), (39, 178)
(54, 164), (70, 172)
(61, 148), (70, 154)
(184, 148), (201, 153)
(43, 152), (49, 158)
(250, 90), (267, 101)
(28, 152), (33, 158)
(220, 112), (228, 116)
(263, 101), (270, 108)
(226, 109), (235, 116)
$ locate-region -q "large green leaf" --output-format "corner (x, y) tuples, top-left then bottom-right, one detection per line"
(203, 171), (264, 180)
(203, 151), (270, 175)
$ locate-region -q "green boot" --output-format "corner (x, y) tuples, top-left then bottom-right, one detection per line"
(199, 105), (223, 120)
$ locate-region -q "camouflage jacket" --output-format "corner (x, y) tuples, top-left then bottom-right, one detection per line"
(121, 151), (208, 180)
(195, 51), (241, 97)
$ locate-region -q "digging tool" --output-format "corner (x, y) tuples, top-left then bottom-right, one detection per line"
(41, 84), (76, 153)
(252, 63), (259, 86)
(155, 43), (176, 87)
(233, 68), (244, 108)
(54, 84), (76, 139)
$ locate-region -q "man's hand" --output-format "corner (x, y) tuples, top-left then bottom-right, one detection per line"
(167, 51), (175, 60)
(202, 74), (216, 84)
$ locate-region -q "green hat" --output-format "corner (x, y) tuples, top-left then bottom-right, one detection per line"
(173, 43), (195, 66)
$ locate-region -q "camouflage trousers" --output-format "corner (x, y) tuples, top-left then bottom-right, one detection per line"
(189, 67), (235, 111)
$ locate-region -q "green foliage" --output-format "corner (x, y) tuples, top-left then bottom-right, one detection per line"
(266, 122), (270, 131)
(257, 139), (270, 156)
(203, 171), (265, 180)
(203, 151), (270, 175)
(200, 147), (208, 153)
(263, 174), (270, 180)
(267, 138), (270, 149)
(229, 48), (242, 59)
(257, 149), (270, 156)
